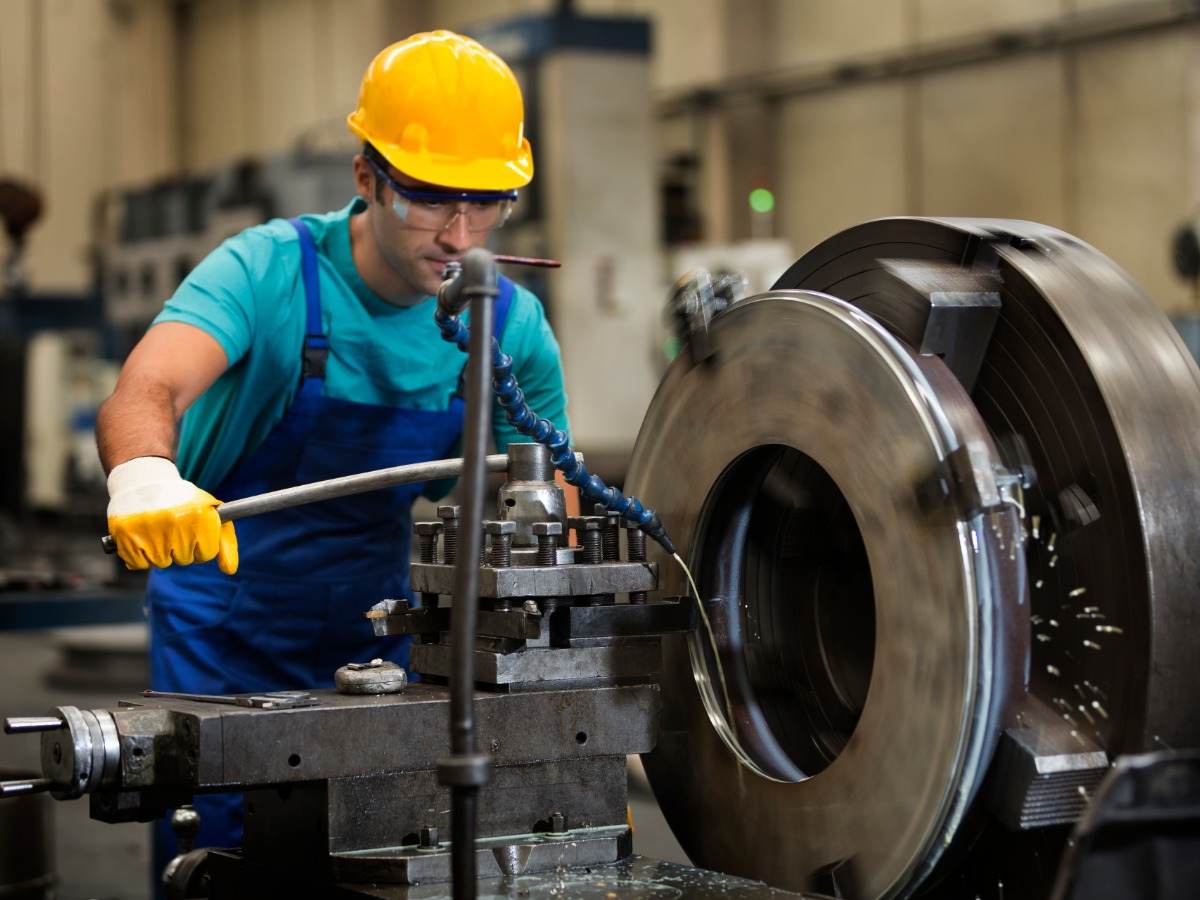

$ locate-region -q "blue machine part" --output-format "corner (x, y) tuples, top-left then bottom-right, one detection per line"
(435, 306), (675, 555)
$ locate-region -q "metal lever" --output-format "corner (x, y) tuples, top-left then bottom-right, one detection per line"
(142, 689), (319, 710)
(4, 716), (62, 734)
(444, 256), (560, 283)
(0, 777), (52, 798)
(492, 254), (560, 269)
(102, 452), (518, 555)
(102, 451), (585, 554)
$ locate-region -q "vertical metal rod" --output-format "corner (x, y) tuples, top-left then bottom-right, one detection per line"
(444, 252), (496, 900)
(627, 526), (648, 604)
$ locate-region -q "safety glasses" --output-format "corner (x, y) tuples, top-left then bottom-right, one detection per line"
(367, 156), (517, 233)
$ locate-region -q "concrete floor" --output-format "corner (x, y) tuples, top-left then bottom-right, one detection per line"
(0, 627), (688, 898)
(0, 627), (153, 900)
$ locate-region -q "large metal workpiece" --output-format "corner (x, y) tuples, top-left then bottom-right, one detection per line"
(629, 217), (1200, 898)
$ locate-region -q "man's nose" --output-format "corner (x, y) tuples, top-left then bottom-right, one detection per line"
(436, 210), (473, 253)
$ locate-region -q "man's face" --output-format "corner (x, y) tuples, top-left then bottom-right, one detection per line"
(355, 155), (497, 298)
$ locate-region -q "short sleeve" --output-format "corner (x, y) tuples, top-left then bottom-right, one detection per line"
(493, 284), (571, 450)
(152, 231), (271, 367)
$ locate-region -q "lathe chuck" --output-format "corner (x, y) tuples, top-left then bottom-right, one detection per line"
(628, 218), (1200, 899)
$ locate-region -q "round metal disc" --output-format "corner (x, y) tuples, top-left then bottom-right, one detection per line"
(627, 290), (1021, 898)
(773, 217), (1200, 756)
(633, 217), (1200, 898)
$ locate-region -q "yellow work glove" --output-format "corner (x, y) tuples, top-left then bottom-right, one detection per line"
(106, 457), (238, 574)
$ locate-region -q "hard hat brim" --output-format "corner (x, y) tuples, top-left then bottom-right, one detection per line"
(349, 114), (533, 192)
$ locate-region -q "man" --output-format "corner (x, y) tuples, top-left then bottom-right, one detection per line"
(96, 31), (572, 858)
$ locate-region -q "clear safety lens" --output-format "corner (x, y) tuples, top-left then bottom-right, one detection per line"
(389, 194), (514, 232)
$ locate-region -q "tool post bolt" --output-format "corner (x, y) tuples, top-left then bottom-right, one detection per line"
(622, 520), (649, 604)
(414, 521), (444, 564)
(419, 825), (439, 849)
(532, 521), (563, 566)
(594, 503), (620, 561)
(570, 517), (608, 607)
(485, 520), (516, 612)
(485, 520), (516, 568)
(437, 505), (461, 564)
(570, 516), (605, 565)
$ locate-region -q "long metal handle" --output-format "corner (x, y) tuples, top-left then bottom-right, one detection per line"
(102, 452), (516, 554)
(0, 777), (52, 798)
(141, 690), (247, 706)
(4, 717), (61, 734)
(493, 253), (560, 269)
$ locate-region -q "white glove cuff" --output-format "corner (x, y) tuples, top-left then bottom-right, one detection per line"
(107, 456), (183, 498)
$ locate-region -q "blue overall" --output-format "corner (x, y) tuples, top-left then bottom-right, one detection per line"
(146, 218), (513, 866)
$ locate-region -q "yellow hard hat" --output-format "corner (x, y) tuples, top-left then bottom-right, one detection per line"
(347, 31), (533, 192)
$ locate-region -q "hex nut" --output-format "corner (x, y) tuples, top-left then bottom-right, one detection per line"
(334, 661), (408, 695)
(484, 520), (517, 535)
(531, 521), (563, 536)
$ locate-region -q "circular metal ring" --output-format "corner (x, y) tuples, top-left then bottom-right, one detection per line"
(79, 709), (108, 795)
(628, 290), (1021, 897)
(43, 706), (91, 799)
(637, 217), (1200, 897)
(94, 710), (122, 788)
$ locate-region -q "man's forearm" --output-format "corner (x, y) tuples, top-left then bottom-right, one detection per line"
(95, 322), (232, 476)
(96, 373), (181, 475)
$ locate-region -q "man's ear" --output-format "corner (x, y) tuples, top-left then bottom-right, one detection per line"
(352, 154), (374, 203)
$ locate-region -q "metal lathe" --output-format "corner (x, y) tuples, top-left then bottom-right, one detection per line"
(4, 217), (1200, 899)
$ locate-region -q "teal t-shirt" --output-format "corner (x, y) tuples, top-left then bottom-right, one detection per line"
(153, 198), (570, 492)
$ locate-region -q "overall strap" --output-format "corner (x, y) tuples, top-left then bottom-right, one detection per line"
(493, 275), (516, 339)
(452, 275), (516, 404)
(288, 217), (329, 397)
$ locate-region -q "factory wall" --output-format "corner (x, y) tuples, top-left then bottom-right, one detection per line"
(0, 0), (433, 293)
(0, 0), (177, 292)
(178, 0), (430, 169)
(766, 3), (1200, 313)
(2, 0), (1197, 313)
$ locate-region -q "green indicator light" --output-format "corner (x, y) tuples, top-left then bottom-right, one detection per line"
(749, 187), (775, 214)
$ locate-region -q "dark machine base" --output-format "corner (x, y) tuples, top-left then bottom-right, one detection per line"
(205, 852), (814, 899)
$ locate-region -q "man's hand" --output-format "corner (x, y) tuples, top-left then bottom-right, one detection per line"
(97, 321), (234, 572)
(107, 457), (238, 574)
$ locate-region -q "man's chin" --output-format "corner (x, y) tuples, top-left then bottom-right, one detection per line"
(417, 274), (444, 297)
(422, 260), (455, 295)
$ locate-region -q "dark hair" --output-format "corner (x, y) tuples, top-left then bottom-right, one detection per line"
(363, 142), (386, 203)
